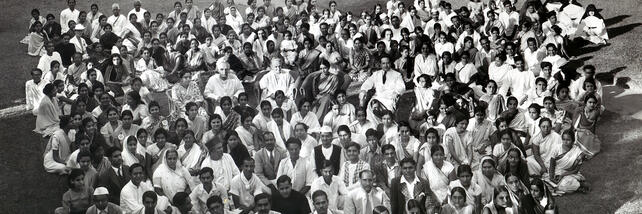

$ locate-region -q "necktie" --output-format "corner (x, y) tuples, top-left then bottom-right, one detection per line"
(117, 167), (121, 177)
(382, 70), (388, 84)
(365, 191), (373, 214)
(269, 151), (274, 165)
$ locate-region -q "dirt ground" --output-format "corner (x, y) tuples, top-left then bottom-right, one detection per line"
(1, 0), (641, 213)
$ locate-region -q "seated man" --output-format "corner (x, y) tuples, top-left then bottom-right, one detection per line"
(86, 187), (123, 214)
(271, 175), (312, 214)
(203, 60), (245, 110)
(258, 58), (295, 101)
(359, 56), (405, 124)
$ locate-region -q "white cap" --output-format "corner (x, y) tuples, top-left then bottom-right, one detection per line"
(379, 13), (388, 20)
(112, 3), (120, 10)
(93, 187), (110, 196)
(319, 126), (332, 133)
(74, 25), (85, 31)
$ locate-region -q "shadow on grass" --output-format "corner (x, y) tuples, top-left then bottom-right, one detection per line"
(608, 23), (642, 39)
(595, 66), (627, 85)
(605, 15), (630, 26)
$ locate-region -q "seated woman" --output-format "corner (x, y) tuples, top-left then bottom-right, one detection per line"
(519, 178), (556, 213)
(443, 116), (472, 167)
(448, 164), (483, 210)
(501, 97), (529, 133)
(200, 137), (241, 190)
(122, 135), (146, 167)
(441, 187), (475, 214)
(35, 83), (61, 137)
(411, 74), (437, 125)
(146, 128), (178, 174)
(493, 130), (521, 164)
(266, 108), (292, 150)
(349, 37), (371, 82)
(112, 110), (141, 149)
(479, 80), (505, 122)
(322, 101), (352, 133)
(376, 110), (398, 144)
(482, 186), (518, 214)
(177, 130), (206, 175)
(185, 39), (206, 73)
(290, 100), (320, 131)
(122, 91), (149, 125)
(542, 96), (571, 133)
(224, 131), (251, 168)
(389, 121), (422, 161)
(573, 94), (601, 157)
(153, 148), (192, 201)
(547, 129), (590, 195)
(135, 47), (171, 92)
(26, 21), (49, 56)
(184, 102), (208, 141)
(420, 145), (456, 204)
(580, 4), (608, 45)
(526, 118), (563, 176)
(498, 148), (531, 187)
(235, 113), (261, 154)
(473, 156), (506, 205)
(299, 60), (344, 118)
(214, 96), (242, 132)
(201, 114), (227, 146)
(55, 169), (93, 214)
(505, 172), (530, 209)
(555, 85), (579, 113)
(43, 116), (74, 175)
(171, 71), (208, 119)
(104, 54), (131, 96)
(141, 101), (170, 137)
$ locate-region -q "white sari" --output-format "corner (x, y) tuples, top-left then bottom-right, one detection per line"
(413, 87), (436, 113)
(422, 160), (454, 203)
(136, 58), (170, 92)
(547, 146), (585, 194)
(235, 126), (257, 153)
(443, 127), (471, 165)
(34, 96), (61, 136)
(527, 132), (563, 174)
(177, 142), (204, 169)
(473, 156), (505, 205)
(121, 137), (146, 167)
(152, 149), (193, 200)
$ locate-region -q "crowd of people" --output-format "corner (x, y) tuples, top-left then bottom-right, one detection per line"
(21, 0), (611, 213)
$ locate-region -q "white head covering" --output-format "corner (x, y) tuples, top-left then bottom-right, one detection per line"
(74, 25), (85, 31)
(112, 3), (120, 10)
(93, 187), (110, 196)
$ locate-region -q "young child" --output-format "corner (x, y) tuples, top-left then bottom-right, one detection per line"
(280, 31), (298, 66)
(413, 74), (436, 116)
(56, 169), (93, 214)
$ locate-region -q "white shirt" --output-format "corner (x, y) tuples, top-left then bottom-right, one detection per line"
(259, 69), (295, 99)
(120, 180), (154, 214)
(203, 74), (245, 100)
(277, 156), (317, 191)
(60, 8), (80, 32)
(321, 145), (334, 160)
(310, 176), (348, 210)
(127, 8), (148, 23)
(400, 175), (420, 199)
(37, 52), (63, 74)
(107, 14), (128, 37)
(229, 173), (266, 207)
(201, 154), (240, 190)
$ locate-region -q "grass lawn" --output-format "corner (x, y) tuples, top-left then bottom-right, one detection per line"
(0, 0), (641, 213)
